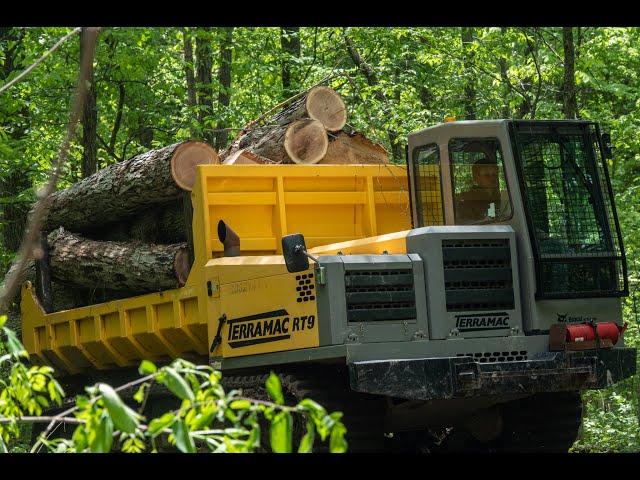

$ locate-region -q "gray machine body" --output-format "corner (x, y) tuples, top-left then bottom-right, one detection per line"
(220, 121), (632, 394)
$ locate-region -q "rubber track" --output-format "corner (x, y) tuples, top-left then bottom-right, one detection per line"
(490, 391), (584, 452)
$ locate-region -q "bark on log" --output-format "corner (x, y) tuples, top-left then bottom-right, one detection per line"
(4, 259), (105, 311)
(319, 131), (389, 165)
(269, 86), (347, 132)
(47, 228), (190, 292)
(222, 86), (345, 161)
(43, 141), (219, 232)
(227, 119), (328, 165)
(222, 149), (271, 165)
(87, 202), (186, 244)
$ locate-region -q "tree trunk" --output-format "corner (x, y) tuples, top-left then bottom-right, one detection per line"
(227, 119), (328, 165)
(43, 141), (219, 232)
(461, 27), (477, 120)
(320, 131), (388, 165)
(280, 27), (301, 100)
(5, 259), (78, 311)
(562, 27), (579, 119)
(223, 86), (346, 160)
(214, 27), (234, 151)
(222, 149), (269, 165)
(48, 228), (190, 292)
(267, 86), (347, 132)
(196, 27), (214, 144)
(81, 27), (98, 178)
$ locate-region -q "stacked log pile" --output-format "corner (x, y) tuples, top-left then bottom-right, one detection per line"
(22, 86), (390, 312)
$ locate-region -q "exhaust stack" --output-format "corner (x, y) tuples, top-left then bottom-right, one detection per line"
(217, 220), (240, 257)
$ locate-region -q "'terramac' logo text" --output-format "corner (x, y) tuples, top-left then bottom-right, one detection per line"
(226, 309), (315, 348)
(455, 312), (510, 332)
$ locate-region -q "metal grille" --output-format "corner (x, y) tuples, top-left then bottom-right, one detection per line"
(456, 350), (528, 363)
(448, 138), (512, 225)
(412, 144), (444, 226)
(344, 269), (416, 322)
(442, 239), (515, 311)
(512, 121), (627, 298)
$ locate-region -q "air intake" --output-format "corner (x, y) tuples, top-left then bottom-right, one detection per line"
(345, 269), (416, 322)
(442, 239), (515, 311)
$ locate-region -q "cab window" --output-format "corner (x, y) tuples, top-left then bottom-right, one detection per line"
(412, 144), (444, 226)
(449, 138), (512, 225)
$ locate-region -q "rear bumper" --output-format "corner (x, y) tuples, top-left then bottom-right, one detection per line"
(348, 347), (636, 401)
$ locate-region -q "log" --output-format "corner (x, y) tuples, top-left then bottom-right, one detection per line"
(47, 228), (190, 292)
(269, 86), (347, 132)
(319, 131), (389, 165)
(3, 259), (93, 311)
(222, 149), (271, 165)
(43, 141), (219, 232)
(230, 119), (328, 165)
(222, 86), (345, 161)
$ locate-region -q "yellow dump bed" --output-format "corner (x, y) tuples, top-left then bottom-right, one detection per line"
(21, 164), (442, 373)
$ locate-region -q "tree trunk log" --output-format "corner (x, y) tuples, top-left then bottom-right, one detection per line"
(222, 149), (271, 165)
(43, 141), (218, 232)
(320, 131), (389, 165)
(269, 86), (346, 132)
(47, 228), (190, 292)
(226, 119), (328, 165)
(3, 258), (141, 312)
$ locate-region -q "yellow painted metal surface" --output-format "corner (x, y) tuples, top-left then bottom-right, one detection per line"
(309, 230), (410, 256)
(20, 164), (442, 373)
(205, 256), (319, 358)
(193, 164), (414, 258)
(21, 281), (208, 375)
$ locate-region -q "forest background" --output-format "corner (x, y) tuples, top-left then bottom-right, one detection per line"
(0, 26), (638, 451)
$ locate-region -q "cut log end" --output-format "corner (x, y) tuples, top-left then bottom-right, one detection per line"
(222, 149), (270, 165)
(305, 86), (347, 132)
(173, 247), (191, 286)
(284, 119), (328, 165)
(171, 141), (220, 191)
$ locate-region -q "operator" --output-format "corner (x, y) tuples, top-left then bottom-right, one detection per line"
(455, 154), (503, 224)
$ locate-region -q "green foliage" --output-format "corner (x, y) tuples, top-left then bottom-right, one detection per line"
(0, 316), (347, 453)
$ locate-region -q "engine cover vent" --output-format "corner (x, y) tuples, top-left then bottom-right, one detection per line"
(456, 350), (528, 363)
(345, 269), (416, 322)
(442, 238), (515, 311)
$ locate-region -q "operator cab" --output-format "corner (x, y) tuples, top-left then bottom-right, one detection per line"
(407, 120), (628, 332)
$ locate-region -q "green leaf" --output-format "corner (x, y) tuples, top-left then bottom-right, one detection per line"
(298, 419), (315, 453)
(265, 372), (284, 405)
(158, 367), (194, 402)
(297, 398), (326, 418)
(138, 360), (157, 375)
(3, 327), (26, 357)
(97, 383), (140, 434)
(148, 412), (175, 436)
(172, 419), (196, 453)
(329, 422), (348, 453)
(72, 425), (88, 451)
(89, 414), (114, 453)
(230, 399), (251, 410)
(269, 411), (292, 453)
(76, 394), (89, 409)
(0, 436), (7, 453)
(133, 384), (148, 404)
(0, 315), (6, 329)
